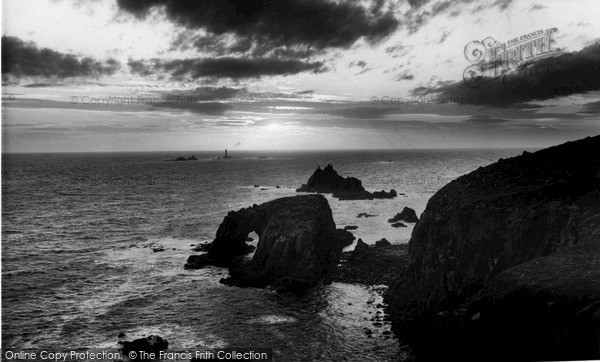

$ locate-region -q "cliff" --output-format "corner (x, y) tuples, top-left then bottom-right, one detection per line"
(297, 164), (397, 200)
(384, 135), (600, 359)
(186, 195), (348, 290)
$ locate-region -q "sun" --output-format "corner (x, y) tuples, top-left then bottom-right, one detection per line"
(263, 123), (286, 131)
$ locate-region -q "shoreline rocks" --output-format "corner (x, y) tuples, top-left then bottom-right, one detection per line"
(118, 335), (168, 360)
(297, 164), (397, 200)
(334, 240), (408, 286)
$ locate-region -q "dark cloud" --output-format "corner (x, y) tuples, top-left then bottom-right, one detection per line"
(529, 4), (546, 11)
(431, 1), (452, 16)
(438, 30), (452, 43)
(117, 0), (398, 55)
(128, 57), (325, 79)
(582, 100), (600, 114)
(160, 86), (317, 101)
(148, 101), (231, 115)
(463, 116), (510, 124)
(492, 0), (513, 11)
(407, 0), (430, 8)
(23, 83), (66, 88)
(395, 71), (415, 81)
(410, 43), (600, 105)
(350, 60), (368, 68)
(2, 36), (120, 79)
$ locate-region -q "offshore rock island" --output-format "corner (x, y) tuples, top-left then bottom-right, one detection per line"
(297, 164), (398, 200)
(384, 135), (600, 360)
(185, 194), (354, 290)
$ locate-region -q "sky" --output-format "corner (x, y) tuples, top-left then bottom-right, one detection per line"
(1, 0), (600, 152)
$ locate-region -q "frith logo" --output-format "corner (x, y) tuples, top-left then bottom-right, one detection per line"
(463, 28), (564, 87)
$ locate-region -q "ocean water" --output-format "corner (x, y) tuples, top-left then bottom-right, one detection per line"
(1, 149), (522, 360)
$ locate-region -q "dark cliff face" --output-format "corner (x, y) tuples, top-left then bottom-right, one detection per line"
(386, 136), (600, 320)
(186, 195), (347, 290)
(297, 164), (397, 200)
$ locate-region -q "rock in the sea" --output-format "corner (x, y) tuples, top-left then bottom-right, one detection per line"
(118, 335), (168, 360)
(387, 207), (419, 223)
(384, 135), (600, 360)
(297, 164), (397, 200)
(185, 195), (349, 290)
(357, 212), (377, 218)
(344, 225), (358, 230)
(390, 222), (407, 228)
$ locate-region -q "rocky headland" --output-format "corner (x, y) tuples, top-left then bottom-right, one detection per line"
(185, 194), (353, 290)
(297, 164), (398, 200)
(384, 135), (600, 360)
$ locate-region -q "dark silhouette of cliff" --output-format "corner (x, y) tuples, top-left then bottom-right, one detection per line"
(384, 135), (600, 360)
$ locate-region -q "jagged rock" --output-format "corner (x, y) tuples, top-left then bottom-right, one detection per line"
(354, 238), (370, 253)
(334, 239), (409, 286)
(118, 335), (168, 360)
(357, 213), (377, 218)
(375, 238), (391, 247)
(388, 207), (419, 223)
(297, 164), (397, 200)
(390, 222), (407, 228)
(384, 136), (600, 360)
(185, 195), (349, 290)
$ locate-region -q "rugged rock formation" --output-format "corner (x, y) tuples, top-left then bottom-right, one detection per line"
(387, 207), (419, 223)
(118, 335), (168, 360)
(384, 135), (600, 360)
(297, 164), (397, 200)
(173, 155), (197, 161)
(186, 195), (349, 290)
(334, 239), (409, 285)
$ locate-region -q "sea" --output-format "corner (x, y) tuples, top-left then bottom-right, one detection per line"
(1, 149), (524, 361)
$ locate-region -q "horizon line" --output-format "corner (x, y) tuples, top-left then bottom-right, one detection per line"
(1, 146), (538, 155)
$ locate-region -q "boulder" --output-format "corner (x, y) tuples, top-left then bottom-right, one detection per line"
(387, 207), (419, 223)
(297, 164), (397, 200)
(186, 195), (349, 290)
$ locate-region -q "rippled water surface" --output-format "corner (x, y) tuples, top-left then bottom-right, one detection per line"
(2, 149), (521, 360)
